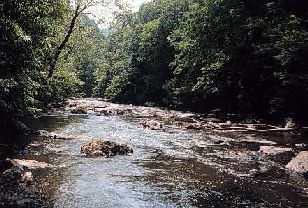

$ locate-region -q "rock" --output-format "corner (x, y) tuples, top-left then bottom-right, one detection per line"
(142, 120), (163, 130)
(295, 143), (308, 148)
(21, 171), (34, 183)
(71, 106), (87, 114)
(94, 107), (107, 113)
(39, 131), (75, 140)
(284, 117), (296, 129)
(51, 101), (68, 108)
(50, 133), (75, 140)
(247, 124), (270, 130)
(96, 107), (132, 116)
(205, 122), (221, 129)
(259, 146), (293, 155)
(185, 123), (203, 130)
(69, 103), (77, 107)
(0, 165), (48, 207)
(37, 130), (50, 136)
(219, 121), (233, 128)
(98, 107), (114, 115)
(204, 117), (221, 123)
(249, 166), (282, 178)
(5, 158), (54, 169)
(175, 113), (198, 123)
(286, 151), (308, 176)
(81, 140), (133, 157)
(285, 121), (296, 129)
(144, 102), (155, 107)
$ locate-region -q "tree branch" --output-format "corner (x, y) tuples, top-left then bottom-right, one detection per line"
(48, 4), (87, 79)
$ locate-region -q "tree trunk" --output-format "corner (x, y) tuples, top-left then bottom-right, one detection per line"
(48, 5), (85, 79)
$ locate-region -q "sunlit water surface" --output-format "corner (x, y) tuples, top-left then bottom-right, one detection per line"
(20, 112), (308, 208)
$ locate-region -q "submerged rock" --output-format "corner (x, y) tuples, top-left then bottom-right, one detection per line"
(81, 140), (133, 157)
(286, 151), (308, 176)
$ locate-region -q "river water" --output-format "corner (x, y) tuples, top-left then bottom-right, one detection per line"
(17, 104), (308, 208)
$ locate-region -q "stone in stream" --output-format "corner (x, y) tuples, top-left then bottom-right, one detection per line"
(5, 158), (55, 169)
(185, 123), (203, 130)
(259, 146), (293, 155)
(37, 130), (80, 140)
(94, 106), (132, 116)
(286, 151), (308, 177)
(71, 106), (88, 114)
(174, 113), (198, 123)
(141, 120), (163, 130)
(53, 134), (73, 140)
(284, 118), (296, 129)
(81, 140), (133, 157)
(49, 133), (80, 140)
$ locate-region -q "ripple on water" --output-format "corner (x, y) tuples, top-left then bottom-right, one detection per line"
(22, 113), (308, 208)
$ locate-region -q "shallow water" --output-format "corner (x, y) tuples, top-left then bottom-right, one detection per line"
(19, 110), (308, 208)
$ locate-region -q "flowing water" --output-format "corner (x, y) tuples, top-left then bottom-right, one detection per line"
(16, 104), (308, 208)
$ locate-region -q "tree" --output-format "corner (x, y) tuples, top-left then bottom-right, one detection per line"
(0, 0), (110, 137)
(94, 0), (308, 124)
(0, 0), (69, 136)
(47, 0), (126, 79)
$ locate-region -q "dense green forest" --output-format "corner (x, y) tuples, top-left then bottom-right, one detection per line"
(1, 0), (308, 137)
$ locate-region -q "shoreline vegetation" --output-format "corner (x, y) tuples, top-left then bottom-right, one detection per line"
(1, 0), (308, 206)
(1, 0), (307, 140)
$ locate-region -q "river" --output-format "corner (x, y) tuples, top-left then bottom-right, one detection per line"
(13, 99), (308, 207)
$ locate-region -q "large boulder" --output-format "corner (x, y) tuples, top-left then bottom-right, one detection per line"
(81, 140), (133, 157)
(286, 151), (308, 176)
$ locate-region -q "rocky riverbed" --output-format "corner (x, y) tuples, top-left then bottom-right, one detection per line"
(66, 98), (299, 134)
(1, 98), (308, 207)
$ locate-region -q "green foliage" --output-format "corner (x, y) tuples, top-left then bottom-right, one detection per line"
(95, 0), (308, 123)
(1, 0), (308, 132)
(95, 0), (190, 105)
(0, 0), (106, 136)
(1, 0), (67, 118)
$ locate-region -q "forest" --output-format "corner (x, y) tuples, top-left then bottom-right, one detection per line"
(1, 1), (308, 207)
(1, 0), (308, 136)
